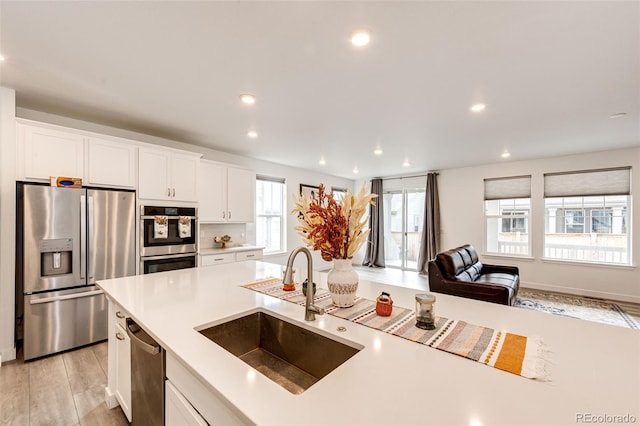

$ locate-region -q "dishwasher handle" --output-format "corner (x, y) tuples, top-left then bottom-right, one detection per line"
(126, 319), (161, 355)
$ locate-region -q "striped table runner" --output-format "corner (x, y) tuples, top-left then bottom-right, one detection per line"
(242, 278), (550, 380)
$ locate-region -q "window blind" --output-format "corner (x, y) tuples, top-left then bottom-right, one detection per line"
(544, 167), (631, 198)
(484, 175), (531, 200)
(256, 174), (285, 184)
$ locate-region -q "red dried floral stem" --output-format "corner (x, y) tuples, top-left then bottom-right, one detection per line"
(303, 185), (348, 261)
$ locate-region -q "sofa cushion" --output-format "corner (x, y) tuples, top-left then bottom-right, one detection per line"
(476, 273), (519, 289)
(436, 249), (466, 278)
(464, 245), (480, 263)
(457, 247), (473, 267)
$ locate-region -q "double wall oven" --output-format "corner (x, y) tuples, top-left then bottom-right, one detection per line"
(140, 206), (198, 274)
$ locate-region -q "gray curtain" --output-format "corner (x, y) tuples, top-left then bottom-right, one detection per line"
(417, 173), (441, 274)
(362, 178), (385, 267)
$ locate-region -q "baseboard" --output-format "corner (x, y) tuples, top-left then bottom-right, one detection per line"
(0, 347), (16, 365)
(521, 281), (640, 305)
(104, 386), (120, 409)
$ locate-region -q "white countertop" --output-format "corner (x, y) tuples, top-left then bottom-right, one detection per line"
(97, 261), (640, 426)
(199, 245), (263, 255)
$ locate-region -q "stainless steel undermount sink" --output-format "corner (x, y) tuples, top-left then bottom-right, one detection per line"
(196, 309), (362, 394)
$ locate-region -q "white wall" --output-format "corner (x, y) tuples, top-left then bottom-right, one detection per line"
(0, 88), (17, 363)
(438, 147), (640, 303)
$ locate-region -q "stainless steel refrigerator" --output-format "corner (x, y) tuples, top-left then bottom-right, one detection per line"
(17, 183), (136, 360)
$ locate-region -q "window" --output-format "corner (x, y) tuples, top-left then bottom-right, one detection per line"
(383, 189), (425, 270)
(255, 175), (286, 253)
(564, 209), (585, 233)
(544, 167), (631, 265)
(484, 175), (531, 256)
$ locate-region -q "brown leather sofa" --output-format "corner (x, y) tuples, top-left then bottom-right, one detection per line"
(427, 244), (519, 305)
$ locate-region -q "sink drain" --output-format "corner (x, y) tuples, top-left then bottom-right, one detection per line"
(336, 326), (347, 332)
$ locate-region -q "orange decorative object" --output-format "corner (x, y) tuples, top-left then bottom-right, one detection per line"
(282, 282), (295, 291)
(376, 292), (393, 316)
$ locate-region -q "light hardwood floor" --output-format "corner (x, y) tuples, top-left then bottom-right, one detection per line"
(0, 341), (128, 426)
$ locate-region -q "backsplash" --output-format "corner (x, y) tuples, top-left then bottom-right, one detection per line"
(199, 223), (255, 249)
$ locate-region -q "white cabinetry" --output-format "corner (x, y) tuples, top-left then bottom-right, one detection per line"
(199, 160), (255, 222)
(166, 380), (208, 426)
(199, 252), (235, 266)
(18, 122), (84, 180)
(17, 121), (138, 189)
(199, 249), (263, 267)
(139, 147), (201, 202)
(166, 352), (248, 425)
(109, 303), (132, 422)
(86, 137), (137, 188)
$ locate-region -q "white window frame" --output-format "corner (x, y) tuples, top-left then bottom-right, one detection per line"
(255, 175), (286, 254)
(483, 175), (532, 257)
(543, 167), (631, 266)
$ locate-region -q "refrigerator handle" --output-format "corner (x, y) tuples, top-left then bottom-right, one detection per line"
(88, 195), (95, 280)
(29, 289), (104, 305)
(80, 195), (86, 279)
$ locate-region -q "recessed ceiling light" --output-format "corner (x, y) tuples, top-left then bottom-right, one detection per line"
(319, 157), (326, 165)
(501, 151), (511, 158)
(350, 30), (370, 47)
(402, 159), (411, 167)
(239, 94), (256, 105)
(373, 147), (383, 156)
(247, 131), (258, 138)
(609, 112), (627, 119)
(352, 166), (359, 174)
(470, 103), (486, 112)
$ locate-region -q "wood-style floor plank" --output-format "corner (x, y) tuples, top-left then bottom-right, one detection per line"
(0, 360), (30, 425)
(62, 346), (106, 395)
(29, 356), (79, 426)
(73, 384), (128, 426)
(91, 342), (108, 376)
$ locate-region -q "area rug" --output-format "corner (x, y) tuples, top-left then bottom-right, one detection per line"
(515, 288), (639, 330)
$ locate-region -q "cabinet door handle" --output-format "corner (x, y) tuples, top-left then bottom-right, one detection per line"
(246, 254), (255, 258)
(116, 332), (125, 341)
(172, 188), (176, 197)
(228, 211), (231, 219)
(214, 258), (224, 261)
(222, 211), (225, 219)
(116, 311), (125, 319)
(167, 188), (171, 197)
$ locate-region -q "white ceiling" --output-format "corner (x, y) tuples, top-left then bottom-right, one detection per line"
(1, 1), (638, 179)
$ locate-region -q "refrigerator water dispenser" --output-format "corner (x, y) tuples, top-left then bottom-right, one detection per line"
(40, 238), (73, 276)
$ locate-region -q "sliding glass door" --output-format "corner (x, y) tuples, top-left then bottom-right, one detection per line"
(383, 189), (425, 270)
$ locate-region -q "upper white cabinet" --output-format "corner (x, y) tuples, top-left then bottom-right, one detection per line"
(199, 160), (255, 223)
(227, 166), (255, 222)
(18, 122), (84, 180)
(199, 161), (225, 222)
(139, 147), (200, 202)
(86, 137), (137, 188)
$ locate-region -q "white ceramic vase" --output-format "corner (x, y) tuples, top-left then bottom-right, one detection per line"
(327, 258), (358, 307)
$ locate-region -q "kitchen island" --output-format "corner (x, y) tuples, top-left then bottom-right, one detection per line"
(98, 261), (640, 426)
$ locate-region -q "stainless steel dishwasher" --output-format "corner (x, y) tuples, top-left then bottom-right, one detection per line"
(127, 318), (165, 426)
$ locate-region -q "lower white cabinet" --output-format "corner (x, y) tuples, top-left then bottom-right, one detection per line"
(165, 380), (208, 426)
(114, 321), (132, 421)
(200, 252), (235, 266)
(166, 353), (248, 425)
(199, 249), (263, 267)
